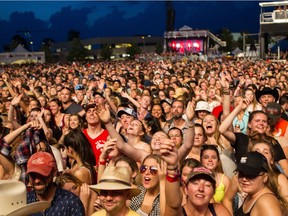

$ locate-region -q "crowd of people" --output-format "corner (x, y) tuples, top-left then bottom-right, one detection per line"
(0, 55), (288, 216)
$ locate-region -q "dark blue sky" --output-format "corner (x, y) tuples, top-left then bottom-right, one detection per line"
(0, 1), (261, 51)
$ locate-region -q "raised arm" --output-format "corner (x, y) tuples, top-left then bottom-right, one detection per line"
(120, 91), (140, 109)
(96, 106), (147, 163)
(178, 100), (195, 162)
(222, 174), (238, 215)
(219, 98), (250, 143)
(97, 138), (117, 183)
(3, 121), (41, 144)
(160, 138), (183, 216)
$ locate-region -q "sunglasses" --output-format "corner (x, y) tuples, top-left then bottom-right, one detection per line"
(238, 172), (264, 180)
(139, 165), (158, 175)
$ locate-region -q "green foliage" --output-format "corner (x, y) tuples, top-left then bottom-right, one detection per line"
(100, 44), (113, 60)
(126, 43), (141, 59)
(217, 28), (237, 52)
(67, 38), (89, 62)
(40, 38), (55, 63)
(5, 35), (28, 52)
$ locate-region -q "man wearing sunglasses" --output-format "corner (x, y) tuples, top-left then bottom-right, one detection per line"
(90, 166), (141, 216)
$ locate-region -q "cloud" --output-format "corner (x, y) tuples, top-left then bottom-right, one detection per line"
(0, 1), (260, 52)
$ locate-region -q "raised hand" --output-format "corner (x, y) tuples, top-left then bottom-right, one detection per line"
(239, 98), (251, 110)
(219, 72), (230, 89)
(96, 105), (111, 124)
(100, 138), (117, 160)
(160, 138), (178, 166)
(186, 99), (196, 121)
(29, 120), (42, 130)
(11, 94), (23, 106)
(120, 91), (129, 98)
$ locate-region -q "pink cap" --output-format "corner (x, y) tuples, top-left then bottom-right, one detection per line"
(27, 152), (56, 177)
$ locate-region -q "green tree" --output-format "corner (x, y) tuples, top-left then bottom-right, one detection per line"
(40, 38), (55, 63)
(126, 43), (141, 59)
(6, 34), (28, 52)
(217, 28), (236, 52)
(100, 44), (113, 60)
(67, 30), (80, 41)
(67, 38), (88, 62)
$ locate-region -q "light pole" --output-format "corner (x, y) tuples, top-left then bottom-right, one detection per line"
(142, 36), (145, 53)
(30, 41), (34, 52)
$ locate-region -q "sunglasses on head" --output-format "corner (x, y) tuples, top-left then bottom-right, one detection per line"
(139, 165), (158, 175)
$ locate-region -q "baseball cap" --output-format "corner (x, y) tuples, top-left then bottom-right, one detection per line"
(93, 91), (105, 98)
(85, 103), (96, 112)
(160, 99), (172, 107)
(117, 108), (137, 119)
(75, 84), (84, 91)
(27, 152), (56, 177)
(235, 151), (268, 178)
(186, 166), (216, 186)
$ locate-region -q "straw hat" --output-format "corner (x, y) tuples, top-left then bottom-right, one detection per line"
(0, 180), (50, 216)
(89, 166), (140, 198)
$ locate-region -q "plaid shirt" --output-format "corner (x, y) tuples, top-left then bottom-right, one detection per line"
(130, 186), (160, 216)
(0, 128), (40, 182)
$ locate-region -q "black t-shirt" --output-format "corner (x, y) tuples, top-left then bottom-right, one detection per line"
(63, 102), (83, 114)
(233, 133), (286, 164)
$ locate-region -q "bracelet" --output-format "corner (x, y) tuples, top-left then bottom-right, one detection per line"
(167, 165), (178, 171)
(99, 160), (106, 165)
(187, 124), (195, 129)
(223, 90), (230, 95)
(166, 173), (180, 182)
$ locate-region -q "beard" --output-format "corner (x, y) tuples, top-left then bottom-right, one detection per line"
(173, 113), (182, 119)
(32, 181), (53, 196)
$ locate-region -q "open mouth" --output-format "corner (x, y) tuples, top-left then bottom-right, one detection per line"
(143, 177), (151, 184)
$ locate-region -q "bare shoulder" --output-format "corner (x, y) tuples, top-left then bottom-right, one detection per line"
(214, 203), (232, 216)
(252, 193), (282, 216)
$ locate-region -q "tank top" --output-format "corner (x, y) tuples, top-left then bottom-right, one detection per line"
(182, 203), (217, 216)
(213, 174), (225, 202)
(83, 129), (109, 166)
(235, 193), (275, 216)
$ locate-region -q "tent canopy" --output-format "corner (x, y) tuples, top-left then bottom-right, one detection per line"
(12, 44), (29, 53)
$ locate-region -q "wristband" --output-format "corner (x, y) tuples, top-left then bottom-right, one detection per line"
(187, 124), (195, 129)
(166, 173), (180, 182)
(167, 165), (178, 171)
(99, 160), (106, 165)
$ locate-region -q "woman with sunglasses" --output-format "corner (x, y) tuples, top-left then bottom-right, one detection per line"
(130, 154), (166, 216)
(200, 144), (230, 204)
(235, 151), (287, 216)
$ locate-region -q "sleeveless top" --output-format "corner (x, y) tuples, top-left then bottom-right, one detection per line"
(83, 129), (109, 166)
(136, 208), (149, 216)
(213, 174), (225, 202)
(235, 193), (275, 216)
(182, 203), (217, 216)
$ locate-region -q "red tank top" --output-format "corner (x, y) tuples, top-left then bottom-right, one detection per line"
(83, 129), (109, 166)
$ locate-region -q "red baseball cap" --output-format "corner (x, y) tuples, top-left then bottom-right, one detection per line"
(27, 152), (56, 177)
